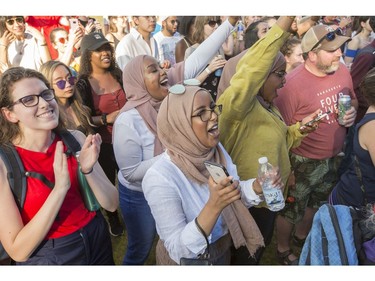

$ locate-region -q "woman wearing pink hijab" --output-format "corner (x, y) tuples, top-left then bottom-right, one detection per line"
(142, 85), (277, 264)
(112, 15), (241, 266)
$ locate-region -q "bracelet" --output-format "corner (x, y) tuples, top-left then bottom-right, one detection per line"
(80, 167), (93, 175)
(0, 43), (8, 47)
(101, 113), (108, 126)
(205, 68), (211, 75)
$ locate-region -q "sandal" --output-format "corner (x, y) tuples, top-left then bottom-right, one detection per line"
(276, 249), (299, 265)
(292, 233), (306, 248)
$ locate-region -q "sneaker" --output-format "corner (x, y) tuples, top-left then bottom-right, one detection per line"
(106, 210), (125, 237)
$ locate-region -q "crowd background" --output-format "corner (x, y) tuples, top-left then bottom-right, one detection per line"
(1, 0), (375, 279)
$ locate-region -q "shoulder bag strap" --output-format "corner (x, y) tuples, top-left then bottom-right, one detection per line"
(353, 155), (368, 205)
(194, 217), (210, 259)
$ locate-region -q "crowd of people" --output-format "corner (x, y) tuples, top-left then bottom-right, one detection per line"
(0, 15), (375, 266)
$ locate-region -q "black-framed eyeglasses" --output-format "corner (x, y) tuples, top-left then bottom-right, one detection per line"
(207, 19), (222, 28)
(54, 76), (76, 90)
(310, 28), (343, 51)
(6, 17), (24, 26)
(272, 70), (287, 78)
(170, 19), (179, 25)
(192, 104), (222, 122)
(9, 89), (55, 108)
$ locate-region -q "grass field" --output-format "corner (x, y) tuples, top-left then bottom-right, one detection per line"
(109, 218), (302, 265)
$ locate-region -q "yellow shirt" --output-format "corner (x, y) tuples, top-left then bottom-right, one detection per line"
(217, 24), (305, 207)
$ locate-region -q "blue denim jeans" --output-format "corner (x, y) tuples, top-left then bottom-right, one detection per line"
(119, 182), (156, 265)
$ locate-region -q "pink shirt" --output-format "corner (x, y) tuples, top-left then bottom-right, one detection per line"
(274, 63), (356, 160)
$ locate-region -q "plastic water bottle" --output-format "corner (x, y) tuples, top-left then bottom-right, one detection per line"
(237, 20), (244, 41)
(258, 157), (285, 212)
(215, 55), (223, 77)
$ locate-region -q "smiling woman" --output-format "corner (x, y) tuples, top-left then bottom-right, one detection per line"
(112, 16), (245, 265)
(0, 67), (118, 264)
(75, 32), (126, 238)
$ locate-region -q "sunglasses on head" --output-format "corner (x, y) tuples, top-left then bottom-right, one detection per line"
(207, 19), (222, 28)
(310, 28), (343, 51)
(6, 17), (24, 25)
(54, 76), (76, 90)
(56, 37), (68, 44)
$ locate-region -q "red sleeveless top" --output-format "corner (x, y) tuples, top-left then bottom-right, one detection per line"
(16, 135), (95, 239)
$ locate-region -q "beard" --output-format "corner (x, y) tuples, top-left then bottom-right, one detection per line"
(316, 59), (340, 74)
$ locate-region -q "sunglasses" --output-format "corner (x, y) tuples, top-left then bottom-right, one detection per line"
(9, 89), (55, 108)
(170, 19), (179, 25)
(6, 17), (24, 25)
(56, 37), (68, 44)
(207, 19), (222, 28)
(310, 28), (343, 51)
(54, 76), (76, 90)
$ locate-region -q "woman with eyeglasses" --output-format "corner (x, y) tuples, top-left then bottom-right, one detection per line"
(185, 16), (227, 101)
(216, 16), (320, 265)
(112, 16), (242, 265)
(141, 84), (273, 265)
(40, 60), (95, 136)
(0, 16), (51, 70)
(0, 67), (118, 264)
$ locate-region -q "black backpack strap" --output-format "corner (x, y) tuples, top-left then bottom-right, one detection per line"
(25, 171), (54, 189)
(0, 144), (27, 210)
(58, 130), (81, 157)
(327, 204), (349, 265)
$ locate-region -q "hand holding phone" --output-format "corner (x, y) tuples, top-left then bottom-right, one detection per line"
(69, 18), (79, 31)
(204, 161), (233, 184)
(300, 110), (331, 131)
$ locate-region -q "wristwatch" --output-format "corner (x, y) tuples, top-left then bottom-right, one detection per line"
(101, 113), (108, 126)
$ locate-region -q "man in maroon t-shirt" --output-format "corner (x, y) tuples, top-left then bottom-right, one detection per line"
(273, 24), (358, 265)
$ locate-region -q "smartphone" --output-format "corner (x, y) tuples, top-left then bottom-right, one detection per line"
(69, 18), (79, 30)
(204, 161), (233, 184)
(301, 110), (331, 129)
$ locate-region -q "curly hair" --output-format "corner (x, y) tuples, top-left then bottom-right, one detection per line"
(0, 67), (66, 144)
(280, 38), (302, 57)
(77, 42), (123, 113)
(39, 60), (95, 135)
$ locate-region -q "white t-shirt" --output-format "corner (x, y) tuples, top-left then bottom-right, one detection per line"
(153, 31), (182, 66)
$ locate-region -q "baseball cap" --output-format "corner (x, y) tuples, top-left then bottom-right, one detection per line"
(301, 25), (351, 53)
(80, 32), (110, 53)
(159, 16), (169, 22)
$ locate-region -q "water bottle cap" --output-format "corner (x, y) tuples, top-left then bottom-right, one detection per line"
(258, 157), (268, 164)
